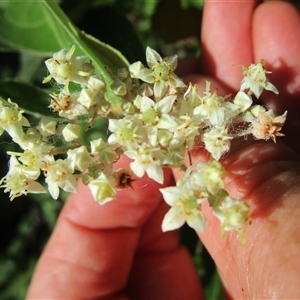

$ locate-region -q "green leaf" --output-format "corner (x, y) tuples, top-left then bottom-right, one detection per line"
(0, 80), (59, 120)
(193, 240), (225, 300)
(204, 269), (226, 300)
(142, 0), (159, 16)
(0, 0), (129, 67)
(180, 0), (204, 10)
(79, 116), (109, 146)
(0, 1), (126, 64)
(0, 0), (130, 111)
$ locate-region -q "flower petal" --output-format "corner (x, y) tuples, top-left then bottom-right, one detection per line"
(162, 206), (185, 232)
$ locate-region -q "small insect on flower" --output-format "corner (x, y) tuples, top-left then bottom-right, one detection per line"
(113, 168), (136, 189)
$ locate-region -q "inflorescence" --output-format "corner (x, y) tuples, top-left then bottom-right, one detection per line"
(0, 46), (287, 240)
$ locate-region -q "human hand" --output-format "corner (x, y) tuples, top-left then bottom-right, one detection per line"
(27, 1), (300, 299)
(26, 155), (203, 299)
(180, 0), (300, 298)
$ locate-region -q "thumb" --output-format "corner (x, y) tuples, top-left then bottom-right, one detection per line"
(172, 72), (300, 298)
(175, 137), (300, 299)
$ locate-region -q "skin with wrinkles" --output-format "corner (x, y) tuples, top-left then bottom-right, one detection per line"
(27, 1), (300, 299)
(194, 1), (300, 298)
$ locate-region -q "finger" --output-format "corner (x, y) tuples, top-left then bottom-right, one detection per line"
(253, 1), (300, 151)
(174, 67), (300, 298)
(126, 198), (204, 299)
(201, 0), (258, 91)
(200, 139), (300, 299)
(27, 156), (203, 299)
(173, 137), (300, 299)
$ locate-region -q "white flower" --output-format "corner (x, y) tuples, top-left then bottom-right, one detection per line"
(128, 61), (144, 77)
(201, 160), (227, 195)
(233, 91), (253, 114)
(43, 45), (90, 91)
(202, 126), (233, 160)
(87, 75), (106, 91)
(194, 81), (238, 127)
(249, 105), (267, 118)
(44, 158), (78, 200)
(50, 92), (88, 120)
(90, 138), (118, 164)
(129, 47), (185, 99)
(88, 172), (116, 205)
(240, 104), (267, 123)
(62, 123), (81, 142)
(156, 129), (174, 148)
(0, 155), (46, 200)
(169, 114), (201, 150)
(164, 145), (185, 168)
(14, 128), (44, 150)
(213, 195), (250, 241)
(180, 83), (202, 116)
(77, 75), (106, 109)
(99, 148), (118, 164)
(137, 95), (177, 128)
(135, 94), (176, 115)
(160, 186), (206, 232)
(67, 146), (93, 172)
(37, 117), (57, 137)
(134, 95), (178, 146)
(125, 142), (166, 184)
(108, 116), (146, 150)
(90, 137), (107, 154)
(240, 60), (278, 98)
(0, 99), (30, 143)
(0, 43), (285, 243)
(8, 145), (53, 174)
(5, 143), (53, 196)
(177, 160), (227, 201)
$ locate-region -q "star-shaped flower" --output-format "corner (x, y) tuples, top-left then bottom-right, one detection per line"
(43, 46), (90, 93)
(202, 126), (233, 160)
(44, 158), (78, 200)
(194, 81), (238, 127)
(213, 195), (250, 243)
(0, 99), (30, 143)
(0, 155), (46, 200)
(160, 186), (206, 232)
(88, 172), (116, 205)
(125, 142), (167, 184)
(252, 110), (287, 142)
(129, 47), (185, 99)
(240, 60), (278, 98)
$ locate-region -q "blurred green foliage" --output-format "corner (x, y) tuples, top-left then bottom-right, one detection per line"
(0, 0), (227, 299)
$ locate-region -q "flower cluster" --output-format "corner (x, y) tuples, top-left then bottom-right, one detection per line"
(0, 46), (287, 238)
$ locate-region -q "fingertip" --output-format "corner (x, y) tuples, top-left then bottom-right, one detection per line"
(201, 1), (257, 90)
(27, 159), (178, 299)
(253, 1), (300, 70)
(253, 1), (300, 151)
